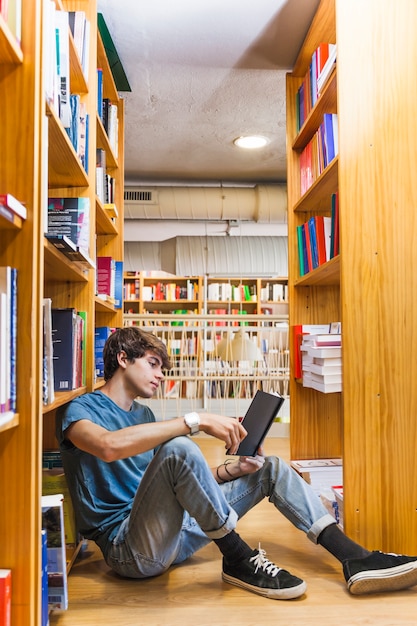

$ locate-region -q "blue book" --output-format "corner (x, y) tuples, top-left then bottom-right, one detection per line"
(41, 530), (49, 626)
(95, 326), (113, 378)
(97, 67), (103, 121)
(296, 225), (305, 276)
(323, 113), (335, 165)
(308, 216), (319, 269)
(114, 261), (123, 309)
(9, 268), (17, 412)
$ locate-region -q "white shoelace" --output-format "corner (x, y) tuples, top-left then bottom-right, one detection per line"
(249, 543), (282, 577)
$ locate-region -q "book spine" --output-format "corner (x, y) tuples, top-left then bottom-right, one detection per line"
(0, 569), (11, 626)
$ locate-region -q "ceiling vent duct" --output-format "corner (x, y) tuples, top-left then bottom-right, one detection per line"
(123, 184), (287, 223)
(124, 236), (288, 277)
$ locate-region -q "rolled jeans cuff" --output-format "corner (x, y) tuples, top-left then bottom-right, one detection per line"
(307, 513), (337, 544)
(204, 507), (238, 540)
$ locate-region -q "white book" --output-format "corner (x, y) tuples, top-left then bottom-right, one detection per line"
(323, 216), (332, 261)
(317, 43), (337, 94)
(55, 10), (71, 128)
(307, 345), (342, 359)
(310, 362), (342, 376)
(0, 268), (11, 414)
(310, 371), (342, 384)
(43, 298), (55, 406)
(310, 378), (342, 393)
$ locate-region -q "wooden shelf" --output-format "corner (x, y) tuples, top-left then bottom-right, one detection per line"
(295, 255), (340, 286)
(47, 102), (89, 188)
(0, 14), (23, 65)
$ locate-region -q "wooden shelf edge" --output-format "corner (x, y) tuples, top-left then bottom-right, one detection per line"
(44, 239), (90, 283)
(0, 14), (23, 65)
(42, 387), (88, 415)
(0, 412), (19, 432)
(294, 255), (340, 286)
(96, 196), (118, 235)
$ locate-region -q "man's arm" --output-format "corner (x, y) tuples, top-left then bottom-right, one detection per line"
(65, 412), (247, 462)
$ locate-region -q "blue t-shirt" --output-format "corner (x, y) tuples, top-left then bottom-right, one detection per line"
(56, 391), (156, 549)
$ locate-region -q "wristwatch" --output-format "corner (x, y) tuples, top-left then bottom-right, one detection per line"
(184, 412), (200, 435)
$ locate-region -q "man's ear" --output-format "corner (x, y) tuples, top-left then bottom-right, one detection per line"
(117, 350), (128, 369)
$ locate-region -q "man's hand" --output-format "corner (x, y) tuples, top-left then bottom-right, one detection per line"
(213, 447), (265, 483)
(199, 413), (247, 454)
(238, 452), (265, 475)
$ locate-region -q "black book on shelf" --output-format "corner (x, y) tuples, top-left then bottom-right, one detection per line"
(45, 234), (95, 269)
(51, 308), (77, 392)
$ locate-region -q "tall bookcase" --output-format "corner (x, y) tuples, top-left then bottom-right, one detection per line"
(287, 0), (417, 554)
(0, 1), (124, 623)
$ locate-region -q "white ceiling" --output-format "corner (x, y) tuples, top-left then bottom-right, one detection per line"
(97, 0), (320, 186)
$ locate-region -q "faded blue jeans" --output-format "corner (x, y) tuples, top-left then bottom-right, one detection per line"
(104, 436), (335, 578)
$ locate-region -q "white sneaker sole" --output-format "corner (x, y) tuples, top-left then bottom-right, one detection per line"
(348, 561), (417, 595)
(222, 572), (307, 600)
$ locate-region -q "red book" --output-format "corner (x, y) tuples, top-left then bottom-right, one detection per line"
(314, 215), (327, 265)
(0, 193), (27, 219)
(316, 43), (330, 77)
(96, 256), (113, 297)
(0, 569), (11, 626)
(292, 325), (303, 379)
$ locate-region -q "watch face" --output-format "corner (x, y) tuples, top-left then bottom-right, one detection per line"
(185, 413), (199, 433)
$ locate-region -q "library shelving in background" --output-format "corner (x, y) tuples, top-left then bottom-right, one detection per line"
(0, 1), (125, 623)
(123, 271), (288, 317)
(286, 0), (417, 554)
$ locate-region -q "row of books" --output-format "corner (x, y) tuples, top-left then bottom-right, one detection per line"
(296, 42), (337, 131)
(300, 113), (338, 196)
(297, 192), (339, 276)
(207, 282), (256, 303)
(65, 94), (89, 173)
(0, 266), (17, 427)
(41, 493), (68, 613)
(96, 256), (123, 308)
(43, 302), (86, 403)
(46, 196), (93, 268)
(68, 10), (90, 81)
(124, 278), (141, 301)
(97, 68), (119, 156)
(259, 282), (287, 302)
(141, 280), (199, 302)
(96, 148), (117, 206)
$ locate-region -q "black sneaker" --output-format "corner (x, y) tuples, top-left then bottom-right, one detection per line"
(222, 544), (306, 600)
(343, 551), (417, 595)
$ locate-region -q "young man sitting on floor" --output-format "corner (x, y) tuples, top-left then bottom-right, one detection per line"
(56, 326), (417, 600)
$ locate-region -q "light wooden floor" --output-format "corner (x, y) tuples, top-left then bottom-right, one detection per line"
(50, 437), (417, 626)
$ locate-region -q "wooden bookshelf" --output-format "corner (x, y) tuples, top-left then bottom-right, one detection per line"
(123, 272), (288, 317)
(287, 0), (417, 554)
(0, 2), (125, 623)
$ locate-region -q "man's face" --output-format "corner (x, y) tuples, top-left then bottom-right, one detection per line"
(124, 350), (165, 398)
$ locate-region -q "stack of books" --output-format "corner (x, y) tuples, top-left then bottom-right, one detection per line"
(301, 333), (342, 393)
(291, 458), (343, 496)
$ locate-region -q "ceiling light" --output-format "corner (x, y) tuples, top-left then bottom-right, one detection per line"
(233, 135), (270, 149)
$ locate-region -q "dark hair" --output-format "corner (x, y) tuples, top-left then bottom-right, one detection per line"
(102, 326), (172, 381)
